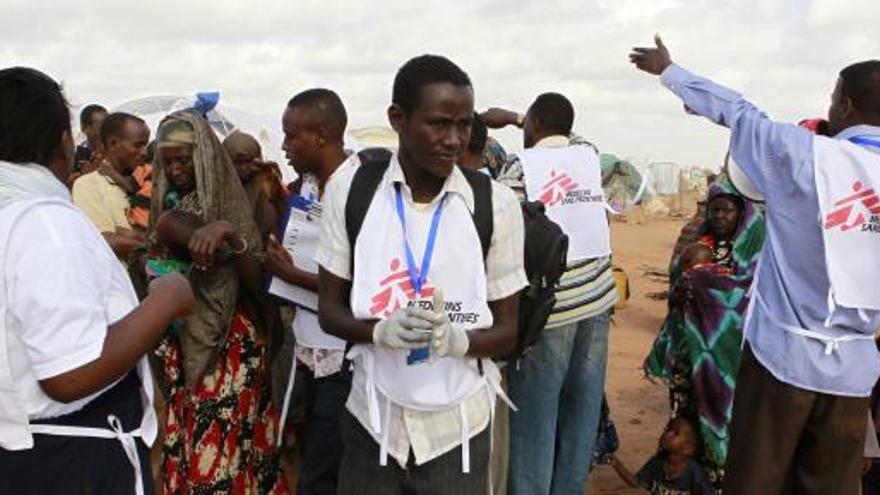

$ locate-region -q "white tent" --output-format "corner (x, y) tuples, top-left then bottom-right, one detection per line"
(111, 94), (294, 183)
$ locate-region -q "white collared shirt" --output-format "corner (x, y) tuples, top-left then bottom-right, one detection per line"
(316, 154), (526, 466)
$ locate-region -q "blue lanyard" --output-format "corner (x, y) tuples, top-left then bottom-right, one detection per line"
(394, 183), (447, 296)
(848, 136), (880, 151)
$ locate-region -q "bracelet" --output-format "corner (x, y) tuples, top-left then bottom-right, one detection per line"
(515, 113), (525, 128)
(230, 236), (248, 255)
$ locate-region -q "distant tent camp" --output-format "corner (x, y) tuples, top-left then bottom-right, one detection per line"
(348, 126), (398, 150)
(600, 153), (648, 213)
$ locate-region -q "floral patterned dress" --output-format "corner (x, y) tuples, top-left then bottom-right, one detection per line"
(155, 311), (289, 494)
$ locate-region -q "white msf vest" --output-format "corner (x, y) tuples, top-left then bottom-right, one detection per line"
(287, 205), (347, 350)
(0, 197), (155, 495)
(519, 145), (611, 263)
(815, 136), (880, 314)
(348, 177), (506, 471)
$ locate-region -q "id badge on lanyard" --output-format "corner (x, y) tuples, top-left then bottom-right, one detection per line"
(394, 184), (447, 366)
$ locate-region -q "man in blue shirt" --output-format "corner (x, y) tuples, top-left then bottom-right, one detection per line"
(631, 36), (880, 494)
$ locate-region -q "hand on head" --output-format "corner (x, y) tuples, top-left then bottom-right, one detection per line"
(479, 108), (521, 129)
(629, 34), (673, 76)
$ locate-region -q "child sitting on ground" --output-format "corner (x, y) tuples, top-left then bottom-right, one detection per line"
(611, 417), (715, 495)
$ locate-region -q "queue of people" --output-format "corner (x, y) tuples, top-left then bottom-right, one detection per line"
(0, 34), (879, 495)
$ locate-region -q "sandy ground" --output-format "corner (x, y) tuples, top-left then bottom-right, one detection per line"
(587, 213), (692, 494)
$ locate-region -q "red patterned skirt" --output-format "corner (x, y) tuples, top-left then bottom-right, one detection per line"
(155, 311), (289, 494)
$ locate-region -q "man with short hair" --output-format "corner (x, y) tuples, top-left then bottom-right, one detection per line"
(73, 103), (108, 181)
(484, 93), (618, 495)
(316, 55), (526, 494)
(72, 112), (149, 260)
(631, 36), (880, 494)
(263, 88), (357, 495)
(0, 67), (193, 495)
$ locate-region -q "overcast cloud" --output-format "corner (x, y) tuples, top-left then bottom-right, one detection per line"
(2, 0), (877, 168)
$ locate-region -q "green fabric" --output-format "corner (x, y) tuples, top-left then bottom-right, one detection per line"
(644, 178), (765, 474)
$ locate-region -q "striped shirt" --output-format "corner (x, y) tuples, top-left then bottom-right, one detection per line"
(497, 134), (618, 326)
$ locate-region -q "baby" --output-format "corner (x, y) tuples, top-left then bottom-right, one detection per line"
(678, 242), (715, 272)
(611, 417), (715, 494)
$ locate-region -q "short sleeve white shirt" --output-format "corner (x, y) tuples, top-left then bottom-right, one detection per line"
(4, 200), (137, 419)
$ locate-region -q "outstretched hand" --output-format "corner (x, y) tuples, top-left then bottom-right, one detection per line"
(629, 34), (672, 76)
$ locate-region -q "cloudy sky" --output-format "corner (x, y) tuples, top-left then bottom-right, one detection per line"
(2, 0), (876, 169)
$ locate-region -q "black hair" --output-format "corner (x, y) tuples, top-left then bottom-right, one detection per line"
(840, 60), (880, 119)
(468, 112), (488, 154)
(287, 88), (348, 139)
(100, 112), (146, 146)
(0, 67), (71, 166)
(392, 55), (472, 114)
(79, 103), (108, 128)
(529, 92), (575, 136)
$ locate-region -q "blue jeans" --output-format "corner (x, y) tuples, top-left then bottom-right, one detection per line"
(507, 310), (611, 495)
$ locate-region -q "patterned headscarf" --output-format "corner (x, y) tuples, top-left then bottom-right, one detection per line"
(150, 110), (262, 387)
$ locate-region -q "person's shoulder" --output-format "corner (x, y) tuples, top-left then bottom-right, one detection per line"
(489, 180), (520, 209)
(7, 200), (99, 250)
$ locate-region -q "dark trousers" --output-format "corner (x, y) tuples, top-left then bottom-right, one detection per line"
(724, 345), (868, 495)
(297, 367), (352, 495)
(337, 411), (490, 495)
(0, 373), (152, 495)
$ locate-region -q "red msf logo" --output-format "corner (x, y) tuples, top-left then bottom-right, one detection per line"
(538, 170), (579, 206)
(824, 181), (880, 232)
(369, 258), (435, 318)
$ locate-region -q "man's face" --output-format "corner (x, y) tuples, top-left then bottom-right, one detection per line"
(161, 145), (196, 193)
(282, 106), (321, 177)
(107, 120), (150, 174)
(391, 82), (474, 179)
(84, 111), (108, 145)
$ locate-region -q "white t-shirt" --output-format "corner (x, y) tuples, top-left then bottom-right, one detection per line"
(4, 201), (137, 419)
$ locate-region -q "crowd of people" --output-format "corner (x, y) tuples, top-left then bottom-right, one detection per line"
(0, 34), (879, 495)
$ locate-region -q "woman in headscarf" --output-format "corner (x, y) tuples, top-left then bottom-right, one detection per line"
(222, 131), (286, 242)
(644, 179), (765, 491)
(149, 111), (289, 494)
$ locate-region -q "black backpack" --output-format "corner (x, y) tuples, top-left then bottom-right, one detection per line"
(344, 149), (567, 360)
(508, 201), (567, 359)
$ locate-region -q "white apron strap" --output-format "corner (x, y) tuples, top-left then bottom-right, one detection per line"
(379, 396), (392, 467)
(756, 292), (875, 355)
(276, 352), (298, 447)
(458, 402), (470, 474)
(30, 415), (144, 495)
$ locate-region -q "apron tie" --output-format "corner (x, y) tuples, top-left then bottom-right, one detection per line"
(458, 402), (470, 474)
(379, 396), (392, 467)
(30, 414), (145, 495)
(757, 292), (875, 356)
(276, 352), (298, 447)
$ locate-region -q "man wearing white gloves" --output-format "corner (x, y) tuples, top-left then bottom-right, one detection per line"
(317, 54), (526, 494)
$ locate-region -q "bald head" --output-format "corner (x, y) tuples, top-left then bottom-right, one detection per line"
(286, 88), (348, 142)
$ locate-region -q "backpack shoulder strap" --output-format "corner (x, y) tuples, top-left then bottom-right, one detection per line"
(459, 167), (493, 261)
(345, 151), (392, 263)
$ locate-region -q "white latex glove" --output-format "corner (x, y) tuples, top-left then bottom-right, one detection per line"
(373, 306), (435, 350)
(429, 288), (470, 358)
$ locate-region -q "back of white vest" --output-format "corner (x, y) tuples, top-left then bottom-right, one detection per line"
(520, 146), (611, 263)
(815, 136), (880, 312)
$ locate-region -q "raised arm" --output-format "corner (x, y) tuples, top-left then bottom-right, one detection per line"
(630, 35), (813, 196)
